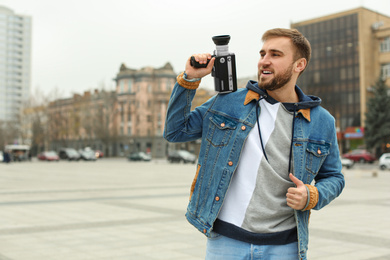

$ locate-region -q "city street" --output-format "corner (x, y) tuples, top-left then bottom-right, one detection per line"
(0, 158), (389, 260)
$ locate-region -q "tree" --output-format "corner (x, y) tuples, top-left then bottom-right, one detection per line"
(22, 87), (51, 155)
(92, 89), (119, 156)
(365, 77), (390, 154)
(0, 120), (20, 149)
(79, 95), (94, 147)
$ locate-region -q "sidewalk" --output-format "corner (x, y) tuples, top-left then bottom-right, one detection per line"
(0, 159), (389, 259)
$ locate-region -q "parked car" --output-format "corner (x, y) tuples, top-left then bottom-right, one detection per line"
(168, 150), (197, 164)
(379, 153), (390, 170)
(128, 152), (151, 161)
(95, 150), (104, 158)
(342, 149), (376, 163)
(340, 156), (354, 169)
(79, 150), (97, 161)
(37, 151), (60, 161)
(59, 148), (80, 161)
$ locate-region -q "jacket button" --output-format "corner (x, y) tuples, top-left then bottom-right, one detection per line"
(317, 148), (322, 155)
(215, 196), (220, 201)
(220, 123), (225, 127)
(203, 229), (207, 233)
(241, 126), (246, 131)
(228, 161), (233, 166)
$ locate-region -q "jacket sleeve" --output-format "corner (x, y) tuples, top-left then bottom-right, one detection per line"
(309, 116), (345, 211)
(163, 72), (215, 143)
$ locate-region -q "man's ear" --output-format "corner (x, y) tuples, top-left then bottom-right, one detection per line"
(294, 58), (307, 74)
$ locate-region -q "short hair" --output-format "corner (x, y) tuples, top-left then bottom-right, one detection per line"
(262, 28), (311, 65)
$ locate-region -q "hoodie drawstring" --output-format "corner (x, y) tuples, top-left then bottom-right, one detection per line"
(256, 98), (297, 174)
(256, 96), (268, 162)
(288, 105), (297, 174)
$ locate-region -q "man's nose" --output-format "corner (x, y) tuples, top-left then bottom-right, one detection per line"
(259, 57), (271, 67)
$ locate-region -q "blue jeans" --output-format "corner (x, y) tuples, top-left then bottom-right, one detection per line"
(205, 233), (298, 260)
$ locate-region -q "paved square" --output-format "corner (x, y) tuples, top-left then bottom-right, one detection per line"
(0, 159), (389, 259)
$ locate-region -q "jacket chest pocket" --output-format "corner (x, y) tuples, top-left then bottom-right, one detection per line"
(206, 114), (237, 147)
(305, 142), (330, 175)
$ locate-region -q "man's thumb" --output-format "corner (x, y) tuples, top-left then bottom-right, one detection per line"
(289, 173), (304, 187)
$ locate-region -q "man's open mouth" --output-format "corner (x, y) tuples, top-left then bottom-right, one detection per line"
(262, 70), (272, 75)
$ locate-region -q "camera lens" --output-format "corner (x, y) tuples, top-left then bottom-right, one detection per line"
(212, 35), (231, 45)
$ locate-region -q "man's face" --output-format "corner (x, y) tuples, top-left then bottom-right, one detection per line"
(257, 37), (296, 91)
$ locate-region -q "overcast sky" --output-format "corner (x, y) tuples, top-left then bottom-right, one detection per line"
(1, 0), (389, 99)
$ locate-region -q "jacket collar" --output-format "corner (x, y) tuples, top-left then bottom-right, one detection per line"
(244, 89), (312, 122)
(244, 89), (260, 106)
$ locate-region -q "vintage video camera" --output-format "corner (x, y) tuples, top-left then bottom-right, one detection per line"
(190, 35), (237, 93)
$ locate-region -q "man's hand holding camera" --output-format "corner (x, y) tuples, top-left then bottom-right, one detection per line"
(185, 35), (237, 93)
(185, 53), (215, 80)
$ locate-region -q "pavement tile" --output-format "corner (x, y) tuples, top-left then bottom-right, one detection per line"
(0, 159), (389, 259)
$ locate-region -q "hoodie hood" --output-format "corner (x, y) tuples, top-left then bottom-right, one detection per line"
(246, 80), (321, 112)
(246, 80), (321, 173)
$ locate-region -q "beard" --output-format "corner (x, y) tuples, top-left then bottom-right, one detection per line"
(258, 63), (293, 91)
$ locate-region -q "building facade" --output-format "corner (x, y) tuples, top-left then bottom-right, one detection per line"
(291, 7), (390, 151)
(0, 6), (32, 121)
(43, 62), (214, 159)
(47, 89), (120, 156)
(113, 62), (177, 158)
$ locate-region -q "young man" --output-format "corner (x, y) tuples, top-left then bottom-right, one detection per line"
(163, 28), (345, 260)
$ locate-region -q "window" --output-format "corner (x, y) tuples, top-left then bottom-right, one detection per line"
(166, 79), (172, 91)
(381, 63), (390, 79)
(120, 80), (125, 93)
(326, 46), (332, 57)
(380, 37), (390, 53)
(314, 71), (321, 83)
(348, 93), (354, 104)
(128, 79), (132, 92)
(340, 68), (347, 80)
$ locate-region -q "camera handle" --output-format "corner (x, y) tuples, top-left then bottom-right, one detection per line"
(190, 56), (215, 68)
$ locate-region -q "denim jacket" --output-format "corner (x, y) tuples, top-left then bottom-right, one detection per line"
(164, 75), (345, 260)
